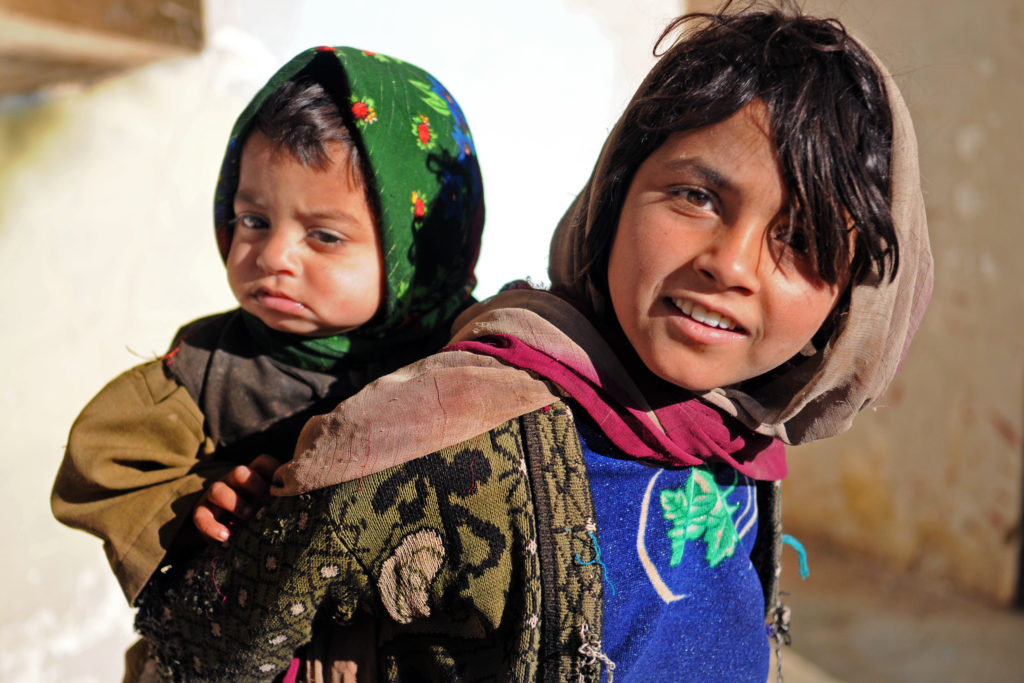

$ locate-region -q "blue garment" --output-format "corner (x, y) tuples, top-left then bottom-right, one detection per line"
(577, 418), (770, 682)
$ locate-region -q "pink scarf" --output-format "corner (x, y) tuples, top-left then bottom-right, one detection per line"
(449, 330), (784, 479)
(273, 288), (784, 497)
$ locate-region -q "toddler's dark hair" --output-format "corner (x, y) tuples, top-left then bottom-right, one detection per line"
(250, 77), (363, 181)
(583, 3), (898, 291)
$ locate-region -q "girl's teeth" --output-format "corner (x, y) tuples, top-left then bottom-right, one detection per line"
(673, 299), (736, 330)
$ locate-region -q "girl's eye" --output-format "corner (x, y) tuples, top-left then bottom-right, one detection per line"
(672, 187), (716, 212)
(232, 214), (268, 231)
(769, 224), (821, 274)
(773, 225), (810, 255)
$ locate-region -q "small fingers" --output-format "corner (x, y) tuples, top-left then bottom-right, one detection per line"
(205, 479), (255, 520)
(222, 465), (271, 506)
(248, 454), (282, 481)
(193, 498), (231, 543)
(191, 458), (284, 542)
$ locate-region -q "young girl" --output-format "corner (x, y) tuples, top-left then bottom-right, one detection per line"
(51, 46), (483, 677)
(135, 7), (932, 682)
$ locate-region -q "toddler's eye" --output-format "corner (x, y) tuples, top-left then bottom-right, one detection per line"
(309, 230), (343, 245)
(231, 214), (268, 231)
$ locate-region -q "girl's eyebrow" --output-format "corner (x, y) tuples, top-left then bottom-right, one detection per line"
(662, 157), (733, 192)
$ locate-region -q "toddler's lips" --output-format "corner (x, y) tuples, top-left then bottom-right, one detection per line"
(255, 289), (306, 314)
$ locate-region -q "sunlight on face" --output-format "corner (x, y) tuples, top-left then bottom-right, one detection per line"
(607, 101), (842, 391)
(226, 131), (383, 337)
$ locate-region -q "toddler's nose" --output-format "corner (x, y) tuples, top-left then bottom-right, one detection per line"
(256, 228), (299, 274)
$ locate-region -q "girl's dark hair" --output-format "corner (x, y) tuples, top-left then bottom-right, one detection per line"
(250, 77), (363, 179)
(583, 4), (898, 292)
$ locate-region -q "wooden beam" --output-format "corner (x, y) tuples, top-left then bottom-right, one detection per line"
(0, 0), (202, 95)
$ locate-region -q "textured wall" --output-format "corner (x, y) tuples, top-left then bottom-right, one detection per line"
(0, 43), (248, 683)
(779, 0), (1023, 604)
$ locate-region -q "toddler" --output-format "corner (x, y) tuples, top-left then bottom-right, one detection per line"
(52, 45), (484, 679)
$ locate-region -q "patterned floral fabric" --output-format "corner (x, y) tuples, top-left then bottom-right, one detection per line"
(136, 402), (607, 682)
(212, 47), (485, 370)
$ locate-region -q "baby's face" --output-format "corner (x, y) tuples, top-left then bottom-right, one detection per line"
(607, 101), (842, 392)
(226, 131), (383, 337)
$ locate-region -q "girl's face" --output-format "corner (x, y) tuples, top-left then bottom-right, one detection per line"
(607, 101), (842, 392)
(226, 131), (383, 337)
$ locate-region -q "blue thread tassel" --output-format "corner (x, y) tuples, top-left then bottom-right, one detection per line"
(781, 534), (809, 579)
(575, 530), (616, 596)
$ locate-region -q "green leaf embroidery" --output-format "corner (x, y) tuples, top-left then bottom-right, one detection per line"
(409, 79), (453, 117)
(659, 468), (740, 569)
(393, 279), (410, 300)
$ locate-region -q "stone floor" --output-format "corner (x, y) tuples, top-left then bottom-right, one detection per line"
(769, 542), (1024, 682)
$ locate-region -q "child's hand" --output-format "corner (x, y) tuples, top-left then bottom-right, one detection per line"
(193, 454), (281, 542)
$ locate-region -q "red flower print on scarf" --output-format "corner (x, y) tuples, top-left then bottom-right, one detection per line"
(350, 95), (378, 128)
(411, 191), (427, 218)
(412, 114), (435, 150)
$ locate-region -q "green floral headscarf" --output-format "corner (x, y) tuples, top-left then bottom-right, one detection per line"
(213, 46), (484, 370)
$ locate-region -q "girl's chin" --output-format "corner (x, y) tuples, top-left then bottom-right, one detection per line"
(639, 350), (751, 393)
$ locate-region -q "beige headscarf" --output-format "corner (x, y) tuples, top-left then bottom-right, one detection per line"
(549, 42), (933, 446)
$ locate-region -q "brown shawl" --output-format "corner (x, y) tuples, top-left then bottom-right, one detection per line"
(273, 37), (932, 496)
(548, 44), (933, 445)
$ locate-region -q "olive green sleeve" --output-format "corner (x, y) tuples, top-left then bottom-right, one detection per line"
(51, 360), (232, 603)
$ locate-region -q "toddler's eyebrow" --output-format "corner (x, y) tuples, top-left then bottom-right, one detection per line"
(233, 190), (263, 207)
(233, 192), (363, 224)
(299, 207), (361, 223)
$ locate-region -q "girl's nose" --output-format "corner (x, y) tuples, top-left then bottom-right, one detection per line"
(692, 221), (763, 294)
(255, 227), (299, 274)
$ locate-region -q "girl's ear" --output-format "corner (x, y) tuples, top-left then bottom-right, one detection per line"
(798, 217), (856, 356)
(802, 285), (851, 356)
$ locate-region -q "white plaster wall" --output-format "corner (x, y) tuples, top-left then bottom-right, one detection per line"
(0, 0), (681, 679)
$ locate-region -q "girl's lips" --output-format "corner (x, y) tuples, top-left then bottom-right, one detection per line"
(666, 297), (747, 341)
(255, 289), (306, 314)
(669, 298), (742, 331)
